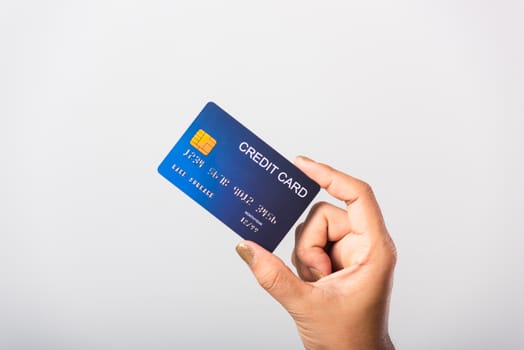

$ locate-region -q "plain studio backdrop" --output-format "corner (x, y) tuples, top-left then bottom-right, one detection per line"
(1, 1), (523, 349)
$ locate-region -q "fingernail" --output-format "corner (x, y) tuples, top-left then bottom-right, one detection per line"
(296, 155), (315, 163)
(236, 242), (254, 266)
(309, 267), (325, 281)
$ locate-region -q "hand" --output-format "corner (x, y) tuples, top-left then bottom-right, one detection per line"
(236, 156), (397, 350)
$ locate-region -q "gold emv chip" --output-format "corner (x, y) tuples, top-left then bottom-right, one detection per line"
(190, 129), (216, 156)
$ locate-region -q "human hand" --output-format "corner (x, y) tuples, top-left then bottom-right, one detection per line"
(236, 156), (396, 350)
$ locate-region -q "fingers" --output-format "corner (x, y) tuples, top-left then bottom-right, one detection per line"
(295, 156), (386, 236)
(236, 241), (311, 310)
(292, 156), (391, 281)
(295, 156), (375, 205)
(293, 202), (351, 281)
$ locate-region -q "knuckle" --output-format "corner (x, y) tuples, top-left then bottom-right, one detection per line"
(303, 201), (330, 223)
(388, 238), (398, 267)
(358, 180), (373, 194)
(294, 222), (304, 239)
(291, 249), (297, 267)
(309, 201), (329, 214)
(378, 235), (398, 269)
(294, 246), (309, 260)
(353, 180), (376, 201)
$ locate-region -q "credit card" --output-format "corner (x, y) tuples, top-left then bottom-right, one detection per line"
(158, 102), (320, 252)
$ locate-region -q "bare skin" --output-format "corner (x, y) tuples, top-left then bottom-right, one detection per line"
(236, 156), (396, 350)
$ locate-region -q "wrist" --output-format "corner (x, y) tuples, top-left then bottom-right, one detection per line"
(296, 313), (393, 350)
(301, 333), (394, 350)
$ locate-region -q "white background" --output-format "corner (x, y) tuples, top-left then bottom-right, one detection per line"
(1, 1), (523, 349)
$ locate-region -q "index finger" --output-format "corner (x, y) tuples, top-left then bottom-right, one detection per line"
(295, 156), (375, 205)
(294, 156), (386, 234)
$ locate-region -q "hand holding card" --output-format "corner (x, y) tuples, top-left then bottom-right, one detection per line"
(236, 157), (397, 350)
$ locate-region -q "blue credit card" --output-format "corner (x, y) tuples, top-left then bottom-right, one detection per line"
(158, 102), (320, 252)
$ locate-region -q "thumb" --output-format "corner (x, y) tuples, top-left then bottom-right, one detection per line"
(236, 241), (310, 309)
